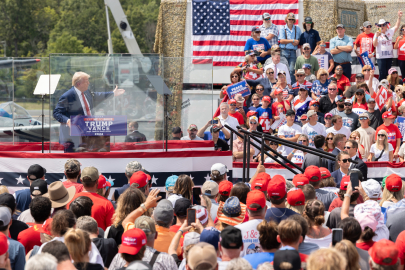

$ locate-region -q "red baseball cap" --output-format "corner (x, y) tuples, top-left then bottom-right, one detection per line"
(246, 190), (267, 211)
(228, 99), (237, 104)
(272, 174), (286, 183)
(251, 177), (268, 192)
(287, 188), (305, 206)
(309, 100), (320, 106)
(369, 239), (399, 266)
(386, 174), (402, 192)
(37, 218), (53, 235)
(246, 110), (257, 118)
(262, 96), (271, 103)
(382, 111), (395, 119)
(119, 228), (147, 255)
(320, 167), (331, 179)
(340, 176), (350, 191)
(0, 233), (8, 256)
(292, 174), (309, 187)
(129, 171), (149, 188)
(219, 180), (233, 196)
(274, 89), (283, 95)
(267, 178), (287, 198)
(304, 166), (321, 182)
(97, 175), (109, 189)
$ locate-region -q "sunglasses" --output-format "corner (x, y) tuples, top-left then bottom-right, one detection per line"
(288, 19), (295, 21)
(232, 75), (239, 78)
(340, 159), (350, 163)
(256, 88), (264, 91)
(320, 74), (328, 76)
(344, 104), (352, 106)
(264, 18), (270, 21)
(363, 69), (371, 72)
(377, 24), (387, 27)
(270, 142), (278, 146)
(306, 22), (312, 24)
(336, 68), (343, 71)
(325, 117), (332, 120)
(304, 48), (311, 50)
(392, 72), (398, 74)
(344, 146), (351, 149)
(311, 104), (319, 107)
(267, 72), (274, 75)
(299, 89), (307, 91)
(250, 122), (257, 124)
(297, 75), (305, 77)
(299, 140), (307, 142)
(366, 25), (372, 28)
(378, 134), (386, 137)
(368, 101), (375, 103)
(359, 117), (368, 120)
(230, 104), (236, 106)
(328, 88), (337, 91)
(349, 137), (356, 139)
(356, 92), (364, 95)
(301, 119), (308, 121)
(327, 137), (333, 140)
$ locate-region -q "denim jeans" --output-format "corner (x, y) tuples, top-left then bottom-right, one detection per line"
(377, 58), (392, 81)
(281, 49), (297, 84)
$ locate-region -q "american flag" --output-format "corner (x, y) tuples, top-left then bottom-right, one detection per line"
(192, 0), (299, 66)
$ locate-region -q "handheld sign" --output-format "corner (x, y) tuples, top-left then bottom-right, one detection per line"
(397, 116), (405, 140)
(375, 86), (392, 110)
(70, 115), (127, 136)
(357, 51), (375, 70)
(314, 55), (329, 70)
(226, 81), (251, 99)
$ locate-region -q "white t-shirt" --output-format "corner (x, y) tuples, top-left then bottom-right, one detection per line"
(369, 143), (394, 161)
(218, 114), (239, 141)
(235, 219), (263, 257)
(278, 123), (302, 155)
(326, 126), (351, 140)
(264, 154), (281, 163)
(365, 77), (380, 93)
(373, 27), (396, 59)
(304, 233), (332, 248)
(290, 150), (305, 163)
(302, 122), (327, 147)
(180, 136), (203, 140)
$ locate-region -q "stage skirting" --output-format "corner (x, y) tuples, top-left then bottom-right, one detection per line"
(232, 162), (405, 181)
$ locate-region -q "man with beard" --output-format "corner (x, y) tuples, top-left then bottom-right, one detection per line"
(337, 99), (359, 132)
(181, 124), (204, 140)
(295, 43), (320, 76)
(259, 13), (279, 47)
(328, 95), (346, 115)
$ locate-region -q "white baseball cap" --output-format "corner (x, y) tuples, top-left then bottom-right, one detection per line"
(211, 163), (228, 175)
(361, 179), (382, 199)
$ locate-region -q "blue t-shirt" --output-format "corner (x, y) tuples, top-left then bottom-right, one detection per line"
(248, 105), (261, 112)
(8, 237), (26, 270)
(244, 37), (271, 62)
(265, 208), (297, 224)
(255, 107), (272, 119)
(244, 252), (275, 269)
(299, 29), (321, 54)
(312, 79), (331, 97)
(14, 189), (31, 212)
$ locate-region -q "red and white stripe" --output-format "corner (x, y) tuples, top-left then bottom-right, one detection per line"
(192, 0), (299, 66)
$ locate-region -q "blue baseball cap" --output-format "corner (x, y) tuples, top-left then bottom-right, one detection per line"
(165, 175), (178, 191)
(200, 228), (220, 250)
(302, 63), (312, 69)
(106, 179), (114, 191)
(251, 26), (261, 32)
(223, 197), (241, 217)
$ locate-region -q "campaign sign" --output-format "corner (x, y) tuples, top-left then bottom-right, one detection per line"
(226, 80), (251, 99)
(375, 86), (392, 110)
(70, 115), (127, 136)
(314, 55), (329, 70)
(357, 51), (375, 70)
(397, 117), (405, 140)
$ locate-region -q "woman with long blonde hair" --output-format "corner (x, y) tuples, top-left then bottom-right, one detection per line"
(367, 129), (393, 162)
(323, 133), (335, 152)
(387, 67), (401, 90)
(380, 174), (404, 207)
(334, 240), (360, 270)
(109, 187), (146, 245)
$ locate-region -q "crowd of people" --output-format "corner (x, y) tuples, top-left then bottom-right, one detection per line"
(1, 160), (405, 270)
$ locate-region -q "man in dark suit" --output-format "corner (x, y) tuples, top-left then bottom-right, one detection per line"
(302, 135), (328, 170)
(344, 140), (368, 180)
(53, 72), (125, 150)
(125, 121), (146, 142)
(327, 134), (347, 172)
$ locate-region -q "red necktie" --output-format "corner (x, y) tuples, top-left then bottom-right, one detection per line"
(81, 92), (91, 116)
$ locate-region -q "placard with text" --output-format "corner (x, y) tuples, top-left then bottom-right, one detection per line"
(70, 115), (127, 136)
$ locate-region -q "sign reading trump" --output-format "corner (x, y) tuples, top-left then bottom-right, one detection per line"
(357, 51), (375, 69)
(70, 115), (127, 136)
(226, 81), (251, 99)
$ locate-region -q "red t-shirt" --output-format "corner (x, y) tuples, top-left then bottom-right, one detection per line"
(170, 225), (181, 233)
(271, 101), (290, 116)
(63, 181), (84, 193)
(332, 74), (351, 93)
(356, 240), (375, 251)
(375, 124), (402, 151)
(328, 196), (364, 212)
(17, 224), (42, 254)
(229, 111), (245, 125)
(354, 33), (375, 54)
(67, 192), (114, 230)
(397, 37), (405, 61)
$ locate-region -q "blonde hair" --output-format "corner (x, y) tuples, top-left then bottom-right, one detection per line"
(303, 199), (325, 226)
(307, 248), (347, 270)
(173, 174), (194, 201)
(0, 185), (9, 195)
(376, 129), (389, 152)
(72, 72), (90, 87)
(350, 131), (361, 140)
(64, 228), (91, 264)
(387, 73), (400, 86)
(362, 65), (372, 73)
(113, 187), (146, 227)
(285, 202), (304, 214)
(334, 240), (360, 270)
(380, 180), (405, 206)
(316, 68), (329, 80)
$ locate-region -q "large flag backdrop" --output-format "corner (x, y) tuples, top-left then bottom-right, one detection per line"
(191, 0), (299, 66)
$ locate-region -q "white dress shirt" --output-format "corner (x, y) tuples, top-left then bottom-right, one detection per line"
(74, 87), (91, 115)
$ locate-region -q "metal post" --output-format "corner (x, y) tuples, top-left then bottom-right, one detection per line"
(230, 132), (233, 152)
(105, 4), (113, 54)
(41, 94), (44, 153)
(246, 134), (250, 181)
(164, 94), (168, 152)
(261, 134), (265, 164)
(242, 134), (247, 182)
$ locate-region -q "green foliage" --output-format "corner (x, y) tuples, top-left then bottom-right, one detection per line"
(0, 0), (159, 57)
